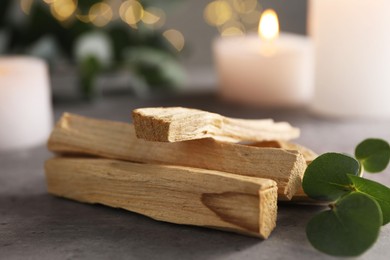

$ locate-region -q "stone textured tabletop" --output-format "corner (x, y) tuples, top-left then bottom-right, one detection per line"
(1, 94), (390, 260)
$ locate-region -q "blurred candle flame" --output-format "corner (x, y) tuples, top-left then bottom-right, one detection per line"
(258, 9), (279, 41)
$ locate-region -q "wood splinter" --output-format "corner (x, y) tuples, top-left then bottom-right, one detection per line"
(132, 107), (300, 143)
(45, 158), (278, 238)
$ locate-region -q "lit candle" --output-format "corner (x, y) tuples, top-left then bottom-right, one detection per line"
(213, 9), (314, 107)
(310, 0), (390, 118)
(0, 57), (53, 151)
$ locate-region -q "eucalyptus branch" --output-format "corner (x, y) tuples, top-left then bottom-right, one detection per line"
(303, 138), (390, 256)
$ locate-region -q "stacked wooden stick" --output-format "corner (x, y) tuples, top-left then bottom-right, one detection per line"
(45, 107), (317, 239)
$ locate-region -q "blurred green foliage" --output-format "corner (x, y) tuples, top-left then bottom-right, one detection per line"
(0, 0), (186, 100)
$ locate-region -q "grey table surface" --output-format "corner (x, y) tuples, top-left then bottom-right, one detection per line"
(1, 94), (390, 260)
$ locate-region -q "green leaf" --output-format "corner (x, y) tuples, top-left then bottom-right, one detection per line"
(355, 138), (390, 173)
(302, 153), (360, 201)
(348, 175), (390, 225)
(306, 192), (382, 257)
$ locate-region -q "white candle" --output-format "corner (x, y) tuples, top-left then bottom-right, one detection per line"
(213, 10), (314, 107)
(310, 0), (390, 117)
(0, 57), (53, 151)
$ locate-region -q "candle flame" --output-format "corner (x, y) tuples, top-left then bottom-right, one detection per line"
(258, 9), (279, 41)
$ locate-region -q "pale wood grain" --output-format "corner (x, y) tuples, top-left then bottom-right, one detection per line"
(247, 140), (318, 163)
(48, 113), (306, 200)
(245, 141), (323, 204)
(132, 107), (300, 143)
(45, 158), (277, 238)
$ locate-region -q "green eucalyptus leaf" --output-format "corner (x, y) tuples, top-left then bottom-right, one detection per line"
(306, 192), (382, 257)
(348, 174), (390, 225)
(302, 153), (360, 201)
(355, 138), (390, 173)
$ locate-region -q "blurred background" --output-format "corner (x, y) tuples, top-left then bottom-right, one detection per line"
(2, 2), (390, 259)
(0, 0), (307, 101)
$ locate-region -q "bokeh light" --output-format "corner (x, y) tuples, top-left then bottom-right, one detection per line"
(142, 7), (166, 29)
(120, 0), (144, 27)
(220, 20), (245, 37)
(204, 0), (232, 26)
(20, 0), (33, 15)
(89, 2), (113, 27)
(232, 0), (257, 14)
(163, 29), (185, 52)
(241, 9), (262, 25)
(221, 26), (245, 37)
(76, 13), (91, 23)
(23, 1), (171, 31)
(203, 0), (263, 36)
(50, 0), (78, 21)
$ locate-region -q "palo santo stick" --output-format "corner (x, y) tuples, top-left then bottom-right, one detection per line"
(249, 143), (321, 204)
(132, 107), (300, 143)
(245, 141), (322, 204)
(248, 141), (318, 163)
(48, 113), (306, 200)
(45, 158), (278, 238)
